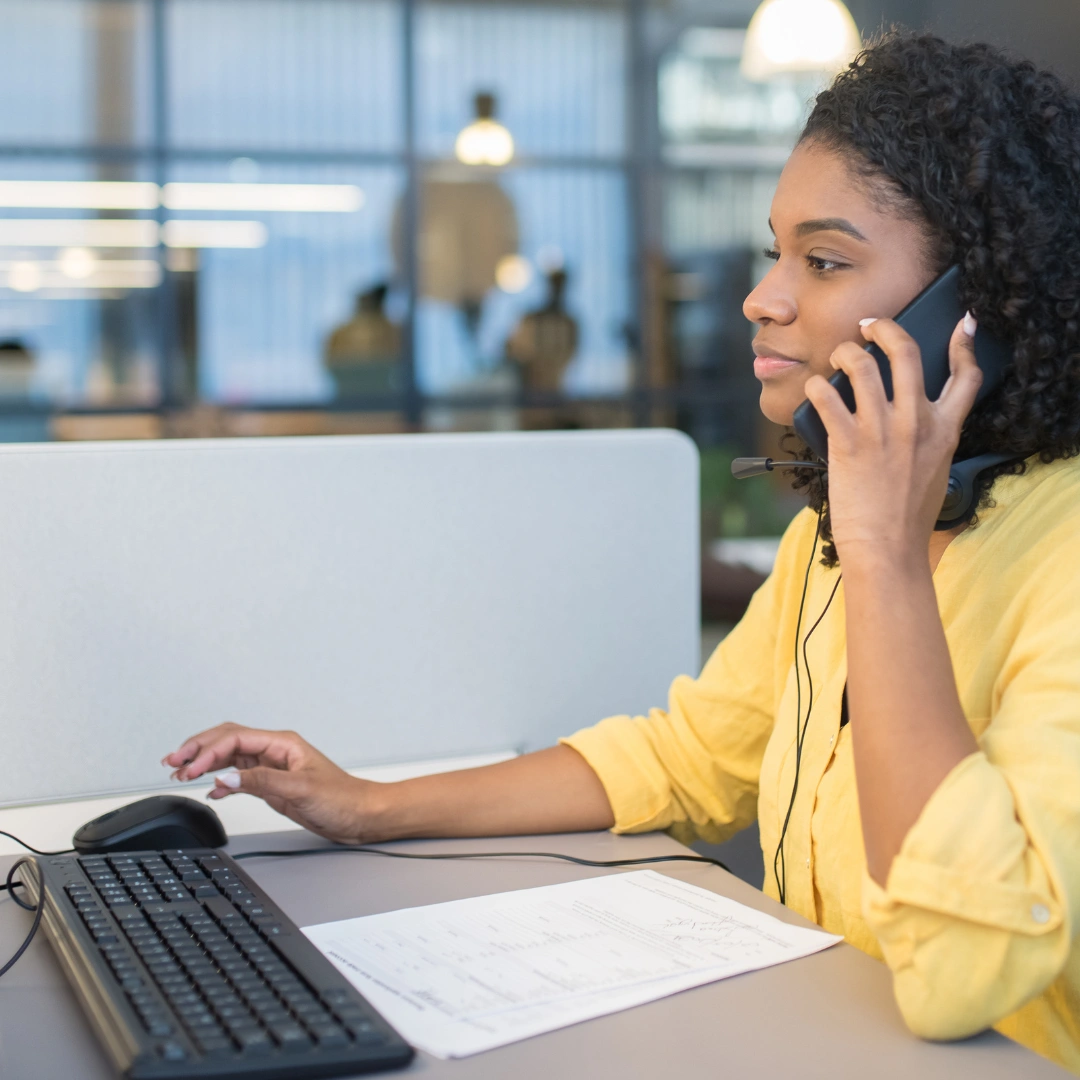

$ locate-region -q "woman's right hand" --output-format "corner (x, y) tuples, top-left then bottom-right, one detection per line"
(162, 723), (377, 845)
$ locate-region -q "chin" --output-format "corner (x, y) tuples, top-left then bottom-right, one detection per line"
(758, 388), (798, 428)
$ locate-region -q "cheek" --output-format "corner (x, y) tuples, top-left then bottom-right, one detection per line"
(800, 297), (866, 379)
(805, 350), (839, 381)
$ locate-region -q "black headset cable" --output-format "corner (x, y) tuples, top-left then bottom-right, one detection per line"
(773, 509), (821, 903)
(773, 509), (844, 906)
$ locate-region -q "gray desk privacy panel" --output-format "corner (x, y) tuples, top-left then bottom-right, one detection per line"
(0, 430), (699, 807)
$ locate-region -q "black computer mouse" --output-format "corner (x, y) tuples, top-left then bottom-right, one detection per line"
(73, 795), (228, 854)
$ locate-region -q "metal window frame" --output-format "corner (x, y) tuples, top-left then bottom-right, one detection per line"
(0, 0), (667, 424)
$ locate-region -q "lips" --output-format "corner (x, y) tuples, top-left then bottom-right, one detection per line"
(753, 353), (804, 379)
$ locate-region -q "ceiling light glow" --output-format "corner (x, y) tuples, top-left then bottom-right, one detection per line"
(455, 91), (515, 167)
(8, 261), (42, 292)
(58, 246), (97, 279)
(0, 181), (159, 210)
(162, 183), (364, 212)
(0, 181), (364, 213)
(0, 259), (162, 291)
(160, 220), (268, 248)
(495, 254), (533, 293)
(0, 218), (158, 248)
(741, 0), (861, 81)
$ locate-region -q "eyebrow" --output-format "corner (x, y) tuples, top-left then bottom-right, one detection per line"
(793, 217), (869, 242)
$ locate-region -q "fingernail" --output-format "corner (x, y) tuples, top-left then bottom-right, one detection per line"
(963, 311), (977, 337)
(160, 756), (171, 766)
(215, 771), (241, 790)
(858, 318), (877, 327)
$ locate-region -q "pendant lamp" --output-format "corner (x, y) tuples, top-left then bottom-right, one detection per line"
(455, 92), (515, 167)
(741, 0), (861, 82)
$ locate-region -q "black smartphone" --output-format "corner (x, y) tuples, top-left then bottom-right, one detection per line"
(791, 265), (1012, 461)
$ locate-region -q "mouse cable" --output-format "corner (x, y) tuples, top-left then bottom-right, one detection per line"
(0, 829), (75, 858)
(0, 858), (45, 979)
(0, 844), (729, 978)
(0, 830), (73, 894)
(233, 846), (731, 874)
(0, 828), (730, 876)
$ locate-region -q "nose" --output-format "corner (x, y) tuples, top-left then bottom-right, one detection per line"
(743, 263), (796, 326)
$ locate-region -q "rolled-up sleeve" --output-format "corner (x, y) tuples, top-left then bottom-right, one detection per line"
(863, 541), (1080, 1042)
(562, 510), (816, 846)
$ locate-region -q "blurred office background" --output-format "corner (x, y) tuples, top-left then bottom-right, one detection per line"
(0, 0), (1075, 580)
(1, 0), (1076, 885)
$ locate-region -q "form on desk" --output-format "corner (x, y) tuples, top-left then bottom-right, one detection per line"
(303, 870), (841, 1058)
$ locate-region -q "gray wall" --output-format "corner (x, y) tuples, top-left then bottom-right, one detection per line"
(855, 0), (1080, 84)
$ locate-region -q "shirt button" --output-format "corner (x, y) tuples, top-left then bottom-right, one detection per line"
(829, 736), (834, 745)
(1031, 904), (1051, 925)
(805, 858), (810, 868)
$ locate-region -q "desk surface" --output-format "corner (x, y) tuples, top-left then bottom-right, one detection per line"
(0, 829), (1067, 1079)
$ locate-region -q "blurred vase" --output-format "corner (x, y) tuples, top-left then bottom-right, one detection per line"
(324, 283), (403, 398)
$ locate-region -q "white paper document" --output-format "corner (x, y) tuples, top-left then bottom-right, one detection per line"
(302, 870), (841, 1058)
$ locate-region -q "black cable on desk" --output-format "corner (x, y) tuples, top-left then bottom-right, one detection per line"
(0, 858), (44, 979)
(0, 830), (71, 897)
(0, 834), (730, 983)
(232, 845), (731, 873)
(0, 829), (74, 857)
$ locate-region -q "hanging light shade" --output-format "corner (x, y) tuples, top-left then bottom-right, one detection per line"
(741, 0), (861, 82)
(455, 92), (515, 167)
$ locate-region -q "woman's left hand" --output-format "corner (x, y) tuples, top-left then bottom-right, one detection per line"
(803, 314), (984, 568)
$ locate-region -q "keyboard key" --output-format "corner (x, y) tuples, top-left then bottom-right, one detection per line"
(255, 1007), (291, 1027)
(294, 1001), (329, 1021)
(158, 1041), (187, 1062)
(349, 1022), (387, 1046)
(194, 1035), (234, 1057)
(311, 1024), (351, 1048)
(215, 1005), (253, 1023)
(269, 1023), (312, 1052)
(185, 1013), (221, 1031)
(168, 991), (201, 1008)
(233, 1028), (273, 1055)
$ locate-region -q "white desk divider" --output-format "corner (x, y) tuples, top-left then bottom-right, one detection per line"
(0, 430), (699, 808)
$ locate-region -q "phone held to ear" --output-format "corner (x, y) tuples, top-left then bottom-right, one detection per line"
(734, 266), (1019, 530)
(791, 265), (1010, 458)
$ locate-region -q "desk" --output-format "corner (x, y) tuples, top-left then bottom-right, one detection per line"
(0, 829), (1067, 1078)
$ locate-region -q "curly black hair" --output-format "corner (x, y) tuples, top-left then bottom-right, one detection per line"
(789, 32), (1080, 565)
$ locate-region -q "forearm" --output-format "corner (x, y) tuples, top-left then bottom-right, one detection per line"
(363, 744), (616, 842)
(843, 552), (977, 884)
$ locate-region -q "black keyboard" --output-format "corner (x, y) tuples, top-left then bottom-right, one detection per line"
(24, 848), (414, 1078)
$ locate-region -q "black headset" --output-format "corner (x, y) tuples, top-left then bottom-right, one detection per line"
(731, 451), (1016, 530)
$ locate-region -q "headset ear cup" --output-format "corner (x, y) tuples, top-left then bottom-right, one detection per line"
(937, 470), (972, 527)
(935, 452), (1019, 530)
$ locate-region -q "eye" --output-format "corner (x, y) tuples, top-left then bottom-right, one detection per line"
(762, 247), (780, 261)
(806, 254), (848, 274)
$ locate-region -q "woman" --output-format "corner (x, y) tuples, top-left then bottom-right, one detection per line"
(164, 35), (1080, 1071)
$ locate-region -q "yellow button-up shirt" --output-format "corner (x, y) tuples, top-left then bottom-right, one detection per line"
(563, 455), (1080, 1073)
